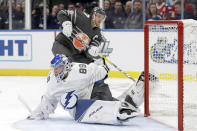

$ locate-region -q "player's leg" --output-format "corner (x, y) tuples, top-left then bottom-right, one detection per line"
(91, 81), (118, 101)
(91, 58), (117, 101)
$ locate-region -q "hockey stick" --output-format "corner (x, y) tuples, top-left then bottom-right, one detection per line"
(70, 32), (136, 82)
(97, 54), (136, 82)
(18, 95), (32, 113)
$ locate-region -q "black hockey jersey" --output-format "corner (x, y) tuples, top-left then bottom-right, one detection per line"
(54, 10), (103, 64)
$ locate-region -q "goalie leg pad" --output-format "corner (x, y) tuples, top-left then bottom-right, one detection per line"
(75, 99), (122, 125)
(128, 80), (145, 107)
(124, 70), (159, 107)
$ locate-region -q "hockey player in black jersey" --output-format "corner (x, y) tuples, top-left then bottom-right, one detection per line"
(52, 7), (115, 101)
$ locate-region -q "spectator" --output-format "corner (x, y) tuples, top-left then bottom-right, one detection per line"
(21, 1), (25, 12)
(124, 0), (143, 29)
(171, 1), (196, 20)
(47, 5), (59, 29)
(104, 0), (111, 12)
(105, 0), (126, 29)
(32, 0), (49, 10)
(1, 2), (10, 29)
(186, 0), (197, 19)
(104, 0), (111, 19)
(147, 3), (162, 20)
(109, 0), (116, 10)
(67, 3), (75, 11)
(14, 4), (24, 20)
(32, 1), (49, 16)
(59, 3), (65, 11)
(165, 0), (176, 9)
(90, 1), (98, 7)
(166, 0), (195, 19)
(124, 0), (132, 18)
(184, 0), (195, 12)
(51, 1), (70, 11)
(155, 0), (169, 19)
(12, 4), (24, 29)
(0, 9), (6, 29)
(90, 1), (99, 11)
(15, 0), (24, 5)
(84, 1), (98, 14)
(75, 2), (84, 12)
(32, 2), (49, 29)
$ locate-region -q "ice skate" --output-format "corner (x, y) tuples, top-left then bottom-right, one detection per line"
(117, 102), (139, 121)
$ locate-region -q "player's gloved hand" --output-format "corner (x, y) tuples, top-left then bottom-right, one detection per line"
(62, 21), (72, 37)
(87, 46), (99, 57)
(94, 58), (110, 73)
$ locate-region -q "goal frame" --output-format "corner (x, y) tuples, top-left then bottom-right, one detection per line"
(144, 20), (184, 131)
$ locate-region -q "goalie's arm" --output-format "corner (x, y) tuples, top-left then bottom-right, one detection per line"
(89, 63), (109, 82)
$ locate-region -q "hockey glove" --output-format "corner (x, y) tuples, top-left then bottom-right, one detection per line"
(87, 45), (99, 57)
(62, 21), (72, 37)
(94, 58), (110, 73)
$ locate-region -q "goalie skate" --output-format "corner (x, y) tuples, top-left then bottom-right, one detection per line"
(117, 102), (139, 121)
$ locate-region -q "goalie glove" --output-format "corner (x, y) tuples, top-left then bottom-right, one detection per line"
(87, 45), (99, 57)
(62, 21), (72, 37)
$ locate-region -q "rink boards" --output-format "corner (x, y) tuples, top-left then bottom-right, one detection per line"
(0, 30), (142, 79)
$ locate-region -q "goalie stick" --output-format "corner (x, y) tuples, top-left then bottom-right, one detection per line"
(18, 95), (32, 113)
(69, 27), (136, 82)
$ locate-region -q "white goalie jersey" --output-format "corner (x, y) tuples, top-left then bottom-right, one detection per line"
(29, 62), (108, 120)
(46, 62), (108, 101)
(28, 61), (139, 124)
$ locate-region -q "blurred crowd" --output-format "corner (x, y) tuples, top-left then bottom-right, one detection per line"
(105, 0), (197, 29)
(0, 0), (197, 29)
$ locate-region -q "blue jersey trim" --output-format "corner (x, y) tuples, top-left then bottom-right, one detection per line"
(94, 79), (104, 86)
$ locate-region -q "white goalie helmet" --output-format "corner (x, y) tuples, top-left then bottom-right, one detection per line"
(50, 54), (72, 82)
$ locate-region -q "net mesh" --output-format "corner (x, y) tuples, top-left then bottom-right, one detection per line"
(146, 20), (197, 131)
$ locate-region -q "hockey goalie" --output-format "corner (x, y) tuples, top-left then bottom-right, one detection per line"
(27, 54), (159, 125)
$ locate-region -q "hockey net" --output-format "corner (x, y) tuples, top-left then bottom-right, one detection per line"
(144, 19), (197, 131)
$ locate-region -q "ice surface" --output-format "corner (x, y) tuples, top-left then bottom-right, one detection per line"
(0, 76), (176, 131)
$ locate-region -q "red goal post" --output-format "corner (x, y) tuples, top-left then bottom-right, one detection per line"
(144, 20), (197, 131)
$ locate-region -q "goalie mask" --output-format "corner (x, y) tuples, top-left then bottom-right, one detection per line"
(50, 54), (72, 82)
(90, 7), (106, 27)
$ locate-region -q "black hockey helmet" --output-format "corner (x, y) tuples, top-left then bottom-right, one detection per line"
(90, 7), (106, 27)
(91, 7), (106, 17)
